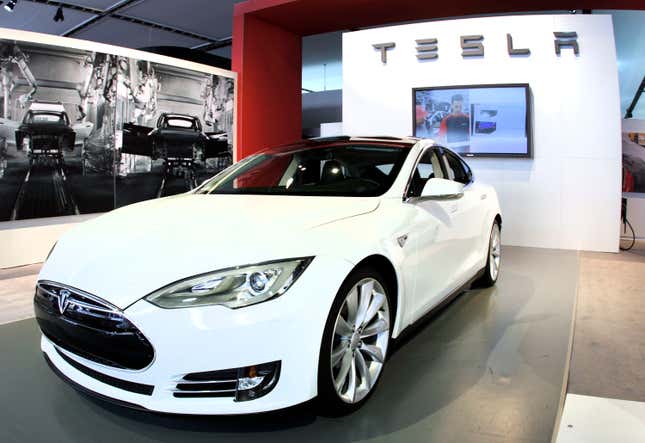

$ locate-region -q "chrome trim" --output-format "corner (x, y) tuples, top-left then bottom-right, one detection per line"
(172, 378), (238, 385)
(37, 280), (120, 313)
(407, 192), (464, 203)
(171, 388), (237, 394)
(402, 146), (432, 202)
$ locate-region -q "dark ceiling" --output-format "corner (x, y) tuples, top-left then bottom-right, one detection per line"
(0, 0), (245, 57)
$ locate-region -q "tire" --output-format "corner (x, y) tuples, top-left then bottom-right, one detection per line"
(317, 267), (393, 416)
(475, 220), (501, 288)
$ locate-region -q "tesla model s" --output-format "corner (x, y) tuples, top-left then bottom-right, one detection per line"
(35, 136), (502, 415)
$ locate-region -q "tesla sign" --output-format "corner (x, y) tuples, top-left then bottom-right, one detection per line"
(372, 32), (579, 63)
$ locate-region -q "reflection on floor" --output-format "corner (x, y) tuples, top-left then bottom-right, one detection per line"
(0, 246), (578, 442)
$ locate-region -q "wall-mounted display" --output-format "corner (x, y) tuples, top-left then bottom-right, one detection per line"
(0, 30), (235, 222)
(413, 84), (531, 157)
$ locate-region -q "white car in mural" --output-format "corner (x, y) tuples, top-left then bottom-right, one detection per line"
(35, 136), (502, 415)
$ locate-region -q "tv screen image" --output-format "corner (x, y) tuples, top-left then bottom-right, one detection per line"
(413, 84), (531, 157)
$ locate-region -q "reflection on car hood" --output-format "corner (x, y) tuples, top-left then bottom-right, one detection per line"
(39, 194), (379, 309)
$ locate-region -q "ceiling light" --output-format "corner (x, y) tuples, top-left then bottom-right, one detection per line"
(4, 0), (16, 12)
(53, 6), (64, 22)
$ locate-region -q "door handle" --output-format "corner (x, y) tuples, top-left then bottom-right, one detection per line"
(449, 203), (458, 213)
(480, 193), (487, 200)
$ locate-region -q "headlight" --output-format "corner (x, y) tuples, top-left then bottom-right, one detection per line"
(145, 257), (313, 309)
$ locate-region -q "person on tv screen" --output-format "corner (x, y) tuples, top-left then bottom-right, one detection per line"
(438, 94), (470, 146)
(415, 98), (428, 136)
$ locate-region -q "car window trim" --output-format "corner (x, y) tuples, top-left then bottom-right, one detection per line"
(403, 145), (445, 201)
(441, 148), (473, 186)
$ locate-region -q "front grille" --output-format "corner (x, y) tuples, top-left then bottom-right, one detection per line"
(34, 281), (154, 370)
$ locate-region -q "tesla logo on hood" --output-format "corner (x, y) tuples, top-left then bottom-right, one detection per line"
(57, 289), (71, 314)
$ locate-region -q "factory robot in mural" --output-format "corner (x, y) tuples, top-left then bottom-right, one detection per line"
(0, 44), (116, 220)
(120, 62), (231, 197)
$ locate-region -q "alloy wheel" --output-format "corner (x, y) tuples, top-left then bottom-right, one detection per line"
(489, 223), (501, 281)
(330, 278), (390, 404)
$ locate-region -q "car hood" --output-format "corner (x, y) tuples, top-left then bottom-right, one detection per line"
(40, 194), (379, 309)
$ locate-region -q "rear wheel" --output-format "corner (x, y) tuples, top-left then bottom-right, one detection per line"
(475, 221), (501, 288)
(318, 268), (392, 415)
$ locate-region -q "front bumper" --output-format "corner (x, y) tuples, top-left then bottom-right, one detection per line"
(40, 255), (353, 414)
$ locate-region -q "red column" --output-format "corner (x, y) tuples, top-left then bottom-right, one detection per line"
(232, 12), (302, 160)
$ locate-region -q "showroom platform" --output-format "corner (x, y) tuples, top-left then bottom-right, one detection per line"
(0, 246), (578, 442)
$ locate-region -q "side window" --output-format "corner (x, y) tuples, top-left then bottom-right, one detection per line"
(407, 149), (444, 197)
(442, 151), (471, 185)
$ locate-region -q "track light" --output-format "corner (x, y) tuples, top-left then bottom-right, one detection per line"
(53, 6), (64, 22)
(4, 0), (17, 12)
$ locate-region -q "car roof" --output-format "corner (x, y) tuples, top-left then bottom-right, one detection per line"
(257, 135), (429, 155)
(309, 135), (420, 145)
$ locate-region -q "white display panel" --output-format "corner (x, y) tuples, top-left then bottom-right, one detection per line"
(343, 14), (621, 252)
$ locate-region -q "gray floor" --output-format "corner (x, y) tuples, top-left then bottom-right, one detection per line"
(0, 247), (578, 443)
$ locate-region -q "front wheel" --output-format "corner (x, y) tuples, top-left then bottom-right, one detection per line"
(475, 221), (501, 288)
(317, 268), (392, 415)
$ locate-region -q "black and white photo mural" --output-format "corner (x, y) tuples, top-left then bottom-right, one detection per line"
(0, 40), (116, 221)
(0, 31), (235, 222)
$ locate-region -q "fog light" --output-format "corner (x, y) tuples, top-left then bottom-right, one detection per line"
(235, 361), (281, 402)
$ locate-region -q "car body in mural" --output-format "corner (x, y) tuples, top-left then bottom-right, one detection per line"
(122, 113), (229, 189)
(0, 102), (93, 159)
(36, 136), (502, 415)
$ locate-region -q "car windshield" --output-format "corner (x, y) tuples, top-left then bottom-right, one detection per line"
(196, 143), (411, 197)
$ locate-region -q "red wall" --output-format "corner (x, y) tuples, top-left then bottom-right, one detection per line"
(232, 13), (302, 160)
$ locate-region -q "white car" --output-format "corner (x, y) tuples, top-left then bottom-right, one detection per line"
(35, 136), (502, 415)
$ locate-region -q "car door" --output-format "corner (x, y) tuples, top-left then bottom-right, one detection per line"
(439, 148), (484, 284)
(404, 147), (464, 321)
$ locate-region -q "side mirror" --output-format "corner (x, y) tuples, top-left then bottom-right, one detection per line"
(420, 178), (464, 200)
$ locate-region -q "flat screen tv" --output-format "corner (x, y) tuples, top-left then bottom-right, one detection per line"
(413, 83), (532, 158)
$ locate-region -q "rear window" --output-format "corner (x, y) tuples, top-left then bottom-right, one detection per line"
(165, 118), (196, 129)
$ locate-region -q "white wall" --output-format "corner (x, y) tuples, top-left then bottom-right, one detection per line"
(343, 14), (622, 252)
(0, 215), (96, 269)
